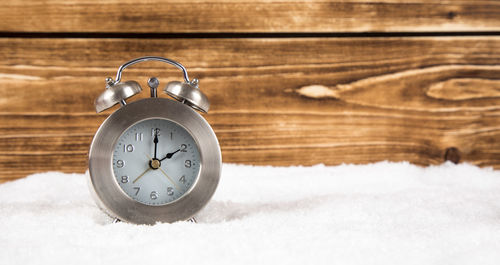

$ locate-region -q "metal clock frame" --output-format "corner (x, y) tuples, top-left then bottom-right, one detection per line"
(88, 97), (221, 224)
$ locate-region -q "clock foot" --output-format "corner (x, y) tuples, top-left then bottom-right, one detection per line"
(112, 217), (195, 224)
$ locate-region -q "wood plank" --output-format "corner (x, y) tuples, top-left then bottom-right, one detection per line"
(0, 0), (499, 33)
(0, 37), (499, 181)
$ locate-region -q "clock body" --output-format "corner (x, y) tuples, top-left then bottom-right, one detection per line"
(88, 97), (221, 224)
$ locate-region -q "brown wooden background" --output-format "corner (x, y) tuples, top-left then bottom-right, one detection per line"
(1, 0), (500, 182)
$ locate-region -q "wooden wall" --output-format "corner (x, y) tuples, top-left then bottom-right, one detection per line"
(1, 0), (500, 182)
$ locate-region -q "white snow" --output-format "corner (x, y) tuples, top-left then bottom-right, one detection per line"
(1, 161), (500, 264)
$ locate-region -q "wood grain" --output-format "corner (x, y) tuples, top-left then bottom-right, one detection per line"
(0, 0), (499, 33)
(0, 37), (499, 181)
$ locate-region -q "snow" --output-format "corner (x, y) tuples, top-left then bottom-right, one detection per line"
(1, 161), (500, 264)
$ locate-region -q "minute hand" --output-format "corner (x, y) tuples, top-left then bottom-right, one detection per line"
(159, 149), (180, 162)
(153, 131), (159, 159)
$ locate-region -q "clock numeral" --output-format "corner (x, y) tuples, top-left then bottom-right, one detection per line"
(150, 191), (159, 200)
(180, 144), (187, 152)
(116, 160), (125, 168)
(179, 175), (186, 184)
(135, 132), (143, 141)
(133, 187), (140, 196)
(152, 128), (160, 137)
(170, 132), (173, 140)
(185, 160), (191, 168)
(121, 175), (129, 183)
(123, 144), (134, 152)
(167, 187), (174, 196)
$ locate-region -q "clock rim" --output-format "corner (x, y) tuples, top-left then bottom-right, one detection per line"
(88, 98), (221, 224)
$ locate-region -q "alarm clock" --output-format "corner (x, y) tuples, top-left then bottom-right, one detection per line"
(88, 56), (221, 224)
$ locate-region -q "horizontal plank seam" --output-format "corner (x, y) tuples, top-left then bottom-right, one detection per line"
(220, 142), (436, 151)
(0, 151), (88, 155)
(0, 109), (496, 117)
(0, 32), (500, 39)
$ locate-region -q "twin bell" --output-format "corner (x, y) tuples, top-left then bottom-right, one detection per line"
(94, 76), (209, 114)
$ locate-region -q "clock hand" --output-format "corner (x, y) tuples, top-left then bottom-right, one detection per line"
(153, 129), (159, 159)
(159, 149), (180, 162)
(132, 167), (151, 184)
(158, 167), (181, 191)
(144, 153), (180, 191)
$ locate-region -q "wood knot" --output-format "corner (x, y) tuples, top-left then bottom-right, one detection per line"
(444, 147), (461, 164)
(296, 85), (338, 99)
(447, 11), (457, 20)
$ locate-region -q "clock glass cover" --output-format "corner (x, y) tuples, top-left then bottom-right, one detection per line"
(112, 118), (201, 206)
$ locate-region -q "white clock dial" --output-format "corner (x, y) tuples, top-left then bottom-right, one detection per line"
(112, 118), (201, 206)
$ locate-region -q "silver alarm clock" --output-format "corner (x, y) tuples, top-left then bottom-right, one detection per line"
(88, 56), (221, 224)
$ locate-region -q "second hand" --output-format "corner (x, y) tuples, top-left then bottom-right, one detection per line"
(144, 153), (180, 191)
(132, 167), (151, 184)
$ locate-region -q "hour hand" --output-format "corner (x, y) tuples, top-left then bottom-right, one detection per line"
(159, 149), (180, 162)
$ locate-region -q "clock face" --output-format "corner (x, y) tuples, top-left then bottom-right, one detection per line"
(112, 118), (201, 206)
